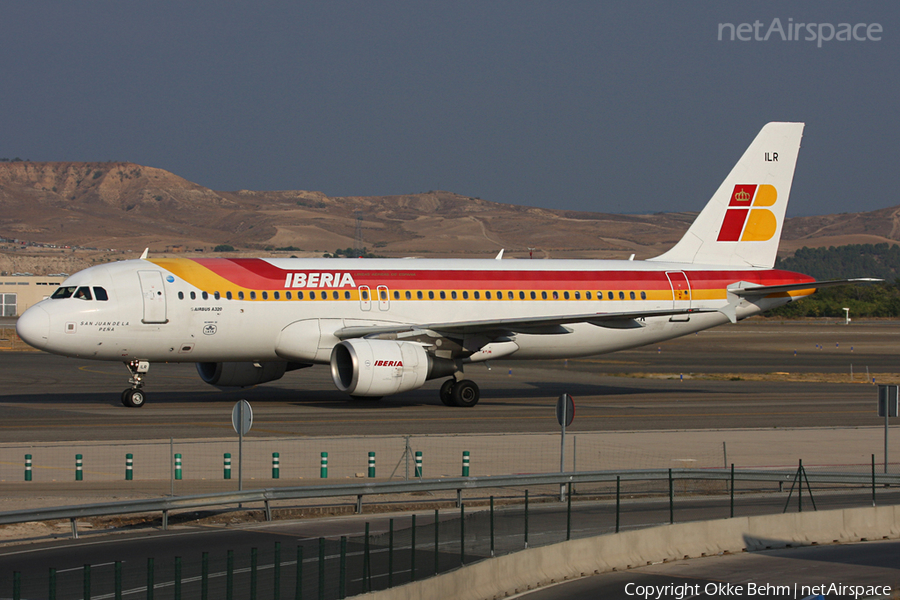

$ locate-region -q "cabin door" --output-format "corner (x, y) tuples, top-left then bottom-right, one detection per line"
(138, 271), (168, 324)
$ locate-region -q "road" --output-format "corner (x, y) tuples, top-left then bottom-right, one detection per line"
(522, 540), (900, 599)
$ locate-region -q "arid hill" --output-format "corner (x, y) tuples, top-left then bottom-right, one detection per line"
(1, 161), (898, 269)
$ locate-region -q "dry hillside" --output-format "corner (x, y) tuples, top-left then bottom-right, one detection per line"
(1, 161), (898, 275)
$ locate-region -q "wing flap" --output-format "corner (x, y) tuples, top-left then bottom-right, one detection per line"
(335, 307), (713, 340)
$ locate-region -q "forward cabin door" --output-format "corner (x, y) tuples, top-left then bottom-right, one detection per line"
(138, 270), (168, 324)
(665, 271), (692, 317)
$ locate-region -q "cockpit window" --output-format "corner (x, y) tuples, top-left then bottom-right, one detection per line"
(73, 287), (93, 300)
(51, 286), (77, 299)
(93, 287), (109, 301)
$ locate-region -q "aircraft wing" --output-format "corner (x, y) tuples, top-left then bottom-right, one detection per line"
(334, 307), (715, 339)
(728, 278), (882, 297)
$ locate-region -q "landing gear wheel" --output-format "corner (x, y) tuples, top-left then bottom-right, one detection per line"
(122, 389), (146, 408)
(451, 379), (480, 407)
(122, 360), (150, 408)
(439, 379), (456, 406)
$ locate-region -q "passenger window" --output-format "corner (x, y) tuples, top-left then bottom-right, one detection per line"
(440, 291), (446, 299)
(417, 291), (423, 300)
(485, 291), (492, 300)
(178, 291), (184, 300)
(226, 291), (233, 300)
(462, 291), (469, 299)
(552, 291), (558, 300)
(607, 292), (614, 300)
(473, 291), (479, 300)
(202, 291), (209, 300)
(451, 291), (457, 300)
(297, 291), (304, 299)
(530, 291), (536, 300)
(273, 292), (279, 300)
(630, 291), (636, 300)
(641, 291), (647, 300)
(574, 291), (580, 300)
(428, 291), (435, 299)
(190, 291), (196, 300)
(51, 286), (77, 299)
(344, 291), (351, 299)
(361, 290), (369, 300)
(284, 291), (290, 300)
(405, 291), (412, 300)
(618, 291), (625, 300)
(518, 291), (524, 300)
(262, 292), (268, 300)
(586, 291), (592, 300)
(394, 291), (400, 300)
(214, 292), (221, 300)
(333, 291), (339, 299)
(74, 287), (92, 300)
(238, 291), (245, 300)
(564, 291), (570, 300)
(542, 291), (548, 300)
(380, 290), (388, 300)
(93, 287), (109, 301)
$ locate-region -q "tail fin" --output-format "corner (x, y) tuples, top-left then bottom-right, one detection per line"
(649, 122), (805, 268)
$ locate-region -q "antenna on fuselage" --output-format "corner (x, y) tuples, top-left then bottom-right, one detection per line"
(140, 248), (149, 260)
(495, 249), (504, 260)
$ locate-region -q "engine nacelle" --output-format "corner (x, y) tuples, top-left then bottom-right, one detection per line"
(330, 339), (454, 397)
(197, 361), (290, 387)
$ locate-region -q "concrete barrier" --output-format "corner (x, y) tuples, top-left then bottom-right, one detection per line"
(355, 506), (900, 600)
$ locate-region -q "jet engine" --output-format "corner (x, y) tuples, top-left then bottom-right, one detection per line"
(330, 339), (455, 397)
(196, 361), (308, 387)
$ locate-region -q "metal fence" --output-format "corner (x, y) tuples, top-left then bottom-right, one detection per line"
(6, 465), (900, 599)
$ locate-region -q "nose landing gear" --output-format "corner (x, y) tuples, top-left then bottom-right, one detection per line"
(122, 360), (150, 408)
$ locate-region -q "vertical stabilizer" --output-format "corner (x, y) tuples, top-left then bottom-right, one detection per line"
(649, 122), (804, 268)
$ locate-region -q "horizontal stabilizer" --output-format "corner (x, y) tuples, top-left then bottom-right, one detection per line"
(729, 278), (882, 297)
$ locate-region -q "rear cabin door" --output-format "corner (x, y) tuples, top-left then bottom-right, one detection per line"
(138, 271), (168, 324)
(665, 271), (692, 315)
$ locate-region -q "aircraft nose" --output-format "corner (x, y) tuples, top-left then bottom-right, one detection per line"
(16, 305), (50, 349)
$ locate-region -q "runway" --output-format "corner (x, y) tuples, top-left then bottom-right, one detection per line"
(0, 319), (897, 441)
(0, 320), (895, 442)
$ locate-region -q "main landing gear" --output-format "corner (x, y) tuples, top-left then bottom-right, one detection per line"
(439, 378), (480, 407)
(122, 359), (150, 408)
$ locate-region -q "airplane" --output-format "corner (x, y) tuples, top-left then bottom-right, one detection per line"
(15, 122), (876, 408)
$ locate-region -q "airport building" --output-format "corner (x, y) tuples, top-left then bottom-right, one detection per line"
(0, 275), (66, 317)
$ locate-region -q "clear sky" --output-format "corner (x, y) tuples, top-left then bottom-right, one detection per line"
(2, 2), (897, 216)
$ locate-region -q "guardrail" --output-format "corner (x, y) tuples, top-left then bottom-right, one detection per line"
(2, 467), (898, 538)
